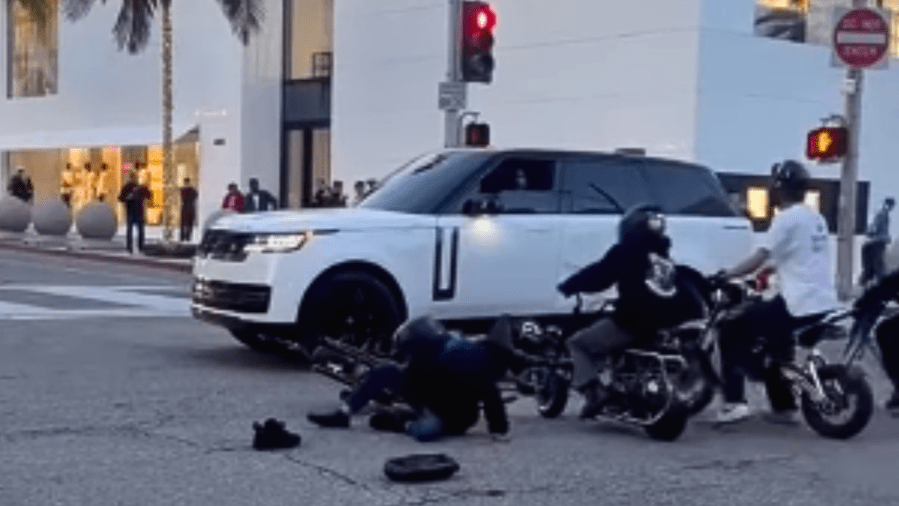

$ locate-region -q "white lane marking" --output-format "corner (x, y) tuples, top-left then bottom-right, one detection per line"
(0, 285), (190, 320)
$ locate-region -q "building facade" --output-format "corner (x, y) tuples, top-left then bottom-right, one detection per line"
(332, 0), (899, 233)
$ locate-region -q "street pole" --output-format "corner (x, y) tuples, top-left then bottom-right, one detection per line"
(837, 67), (863, 300)
(836, 0), (869, 300)
(445, 0), (464, 148)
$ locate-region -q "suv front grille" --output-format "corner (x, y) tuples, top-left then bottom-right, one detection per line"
(192, 278), (271, 313)
(197, 230), (252, 262)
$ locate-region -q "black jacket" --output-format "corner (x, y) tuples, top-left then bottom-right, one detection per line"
(244, 190), (278, 212)
(558, 235), (705, 338)
(118, 182), (152, 217)
(395, 329), (511, 436)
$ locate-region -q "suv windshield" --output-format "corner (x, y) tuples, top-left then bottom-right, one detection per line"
(358, 151), (490, 213)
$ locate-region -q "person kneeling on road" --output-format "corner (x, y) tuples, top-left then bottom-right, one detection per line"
(307, 316), (518, 442)
(558, 204), (706, 420)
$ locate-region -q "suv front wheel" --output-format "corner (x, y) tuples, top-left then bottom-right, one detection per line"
(302, 271), (404, 357)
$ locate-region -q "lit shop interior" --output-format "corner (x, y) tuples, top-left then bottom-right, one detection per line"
(717, 173), (869, 234)
(4, 143), (199, 226)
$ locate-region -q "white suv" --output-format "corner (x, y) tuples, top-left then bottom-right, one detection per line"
(192, 149), (753, 353)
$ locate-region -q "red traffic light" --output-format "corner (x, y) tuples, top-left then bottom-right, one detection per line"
(806, 126), (848, 161)
(465, 123), (490, 147)
(461, 1), (496, 83)
(472, 5), (496, 32)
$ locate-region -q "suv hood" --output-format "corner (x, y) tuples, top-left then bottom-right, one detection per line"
(209, 208), (436, 234)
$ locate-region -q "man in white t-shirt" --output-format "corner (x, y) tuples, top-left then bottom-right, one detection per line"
(713, 160), (839, 425)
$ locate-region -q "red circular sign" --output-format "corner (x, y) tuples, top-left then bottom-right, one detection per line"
(833, 8), (890, 68)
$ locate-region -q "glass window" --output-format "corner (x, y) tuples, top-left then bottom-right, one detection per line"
(7, 0), (58, 98)
(287, 0), (333, 80)
(562, 158), (654, 214)
(454, 158), (560, 214)
(359, 151), (491, 214)
(754, 0), (807, 43)
(642, 161), (737, 217)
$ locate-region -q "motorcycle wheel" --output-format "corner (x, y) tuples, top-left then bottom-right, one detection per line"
(536, 371), (570, 419)
(676, 352), (716, 416)
(800, 365), (874, 440)
(643, 401), (689, 442)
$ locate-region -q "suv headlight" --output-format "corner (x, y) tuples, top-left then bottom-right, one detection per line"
(244, 232), (311, 253)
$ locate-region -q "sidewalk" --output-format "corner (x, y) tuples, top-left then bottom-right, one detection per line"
(0, 226), (195, 273)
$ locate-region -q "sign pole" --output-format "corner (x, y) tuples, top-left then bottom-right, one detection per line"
(837, 66), (863, 300)
(444, 0), (464, 148)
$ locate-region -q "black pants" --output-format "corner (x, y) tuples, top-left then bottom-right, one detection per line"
(180, 211), (195, 242)
(126, 212), (145, 253)
(719, 296), (819, 412)
(345, 364), (410, 413)
(861, 241), (888, 285)
(876, 313), (899, 391)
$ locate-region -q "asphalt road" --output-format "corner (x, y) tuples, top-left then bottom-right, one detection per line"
(1, 249), (898, 506)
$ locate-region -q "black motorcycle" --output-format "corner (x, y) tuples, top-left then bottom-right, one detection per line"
(675, 276), (875, 440)
(511, 294), (707, 441)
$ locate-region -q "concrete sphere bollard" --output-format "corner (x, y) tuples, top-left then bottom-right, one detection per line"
(76, 202), (118, 240)
(0, 197), (32, 233)
(201, 209), (236, 236)
(32, 199), (73, 236)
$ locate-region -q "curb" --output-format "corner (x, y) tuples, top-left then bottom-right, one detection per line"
(0, 242), (193, 274)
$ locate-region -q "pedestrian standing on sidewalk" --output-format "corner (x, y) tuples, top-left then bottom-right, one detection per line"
(352, 180), (367, 206)
(861, 197), (895, 287)
(244, 178), (278, 212)
(179, 178), (199, 242)
(222, 183), (245, 213)
(118, 171), (152, 254)
(60, 163), (74, 206)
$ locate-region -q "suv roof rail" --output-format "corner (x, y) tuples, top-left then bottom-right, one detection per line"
(614, 148), (646, 156)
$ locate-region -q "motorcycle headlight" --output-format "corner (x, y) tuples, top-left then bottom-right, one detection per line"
(244, 232), (311, 253)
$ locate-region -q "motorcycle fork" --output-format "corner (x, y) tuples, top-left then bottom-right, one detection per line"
(781, 350), (828, 403)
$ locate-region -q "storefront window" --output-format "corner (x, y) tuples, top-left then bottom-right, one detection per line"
(286, 0), (333, 80)
(5, 144), (199, 226)
(6, 0), (59, 98)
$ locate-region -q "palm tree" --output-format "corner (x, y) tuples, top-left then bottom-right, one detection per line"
(13, 0), (263, 244)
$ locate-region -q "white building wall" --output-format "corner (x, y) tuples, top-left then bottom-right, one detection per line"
(332, 0), (706, 184)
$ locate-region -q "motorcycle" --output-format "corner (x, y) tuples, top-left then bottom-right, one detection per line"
(679, 276), (876, 440)
(511, 294), (705, 441)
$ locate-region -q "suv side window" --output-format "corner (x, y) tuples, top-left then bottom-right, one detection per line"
(641, 161), (736, 217)
(561, 158), (654, 214)
(450, 157), (561, 214)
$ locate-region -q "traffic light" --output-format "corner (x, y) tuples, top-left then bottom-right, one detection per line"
(806, 126), (848, 161)
(460, 1), (496, 83)
(464, 122), (490, 147)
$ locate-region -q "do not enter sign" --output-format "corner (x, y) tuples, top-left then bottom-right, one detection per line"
(832, 7), (891, 69)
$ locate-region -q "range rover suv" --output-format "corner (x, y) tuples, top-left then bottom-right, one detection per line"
(192, 149), (753, 353)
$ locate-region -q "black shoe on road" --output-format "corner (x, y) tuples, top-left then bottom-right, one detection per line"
(253, 418), (301, 451)
(307, 409), (351, 428)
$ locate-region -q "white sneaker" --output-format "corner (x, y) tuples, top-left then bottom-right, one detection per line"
(713, 403), (752, 424)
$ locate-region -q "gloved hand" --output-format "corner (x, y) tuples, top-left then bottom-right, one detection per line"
(710, 270), (730, 286)
(557, 282), (573, 298)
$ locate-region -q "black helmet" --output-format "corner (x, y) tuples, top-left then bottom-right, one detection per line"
(393, 315), (447, 359)
(618, 204), (666, 243)
(771, 160), (810, 198)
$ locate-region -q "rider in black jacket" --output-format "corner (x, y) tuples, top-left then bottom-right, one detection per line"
(307, 316), (516, 441)
(558, 204), (705, 419)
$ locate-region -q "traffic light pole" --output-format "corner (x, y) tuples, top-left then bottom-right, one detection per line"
(836, 67), (863, 301)
(444, 0), (464, 148)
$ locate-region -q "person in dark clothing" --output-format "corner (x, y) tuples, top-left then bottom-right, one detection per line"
(118, 172), (152, 254)
(861, 197), (895, 287)
(7, 168), (31, 202)
(179, 178), (199, 242)
(244, 178), (278, 212)
(307, 315), (518, 442)
(557, 204), (705, 419)
(854, 269), (899, 413)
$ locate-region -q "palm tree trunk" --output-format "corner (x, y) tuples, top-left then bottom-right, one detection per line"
(161, 2), (174, 243)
